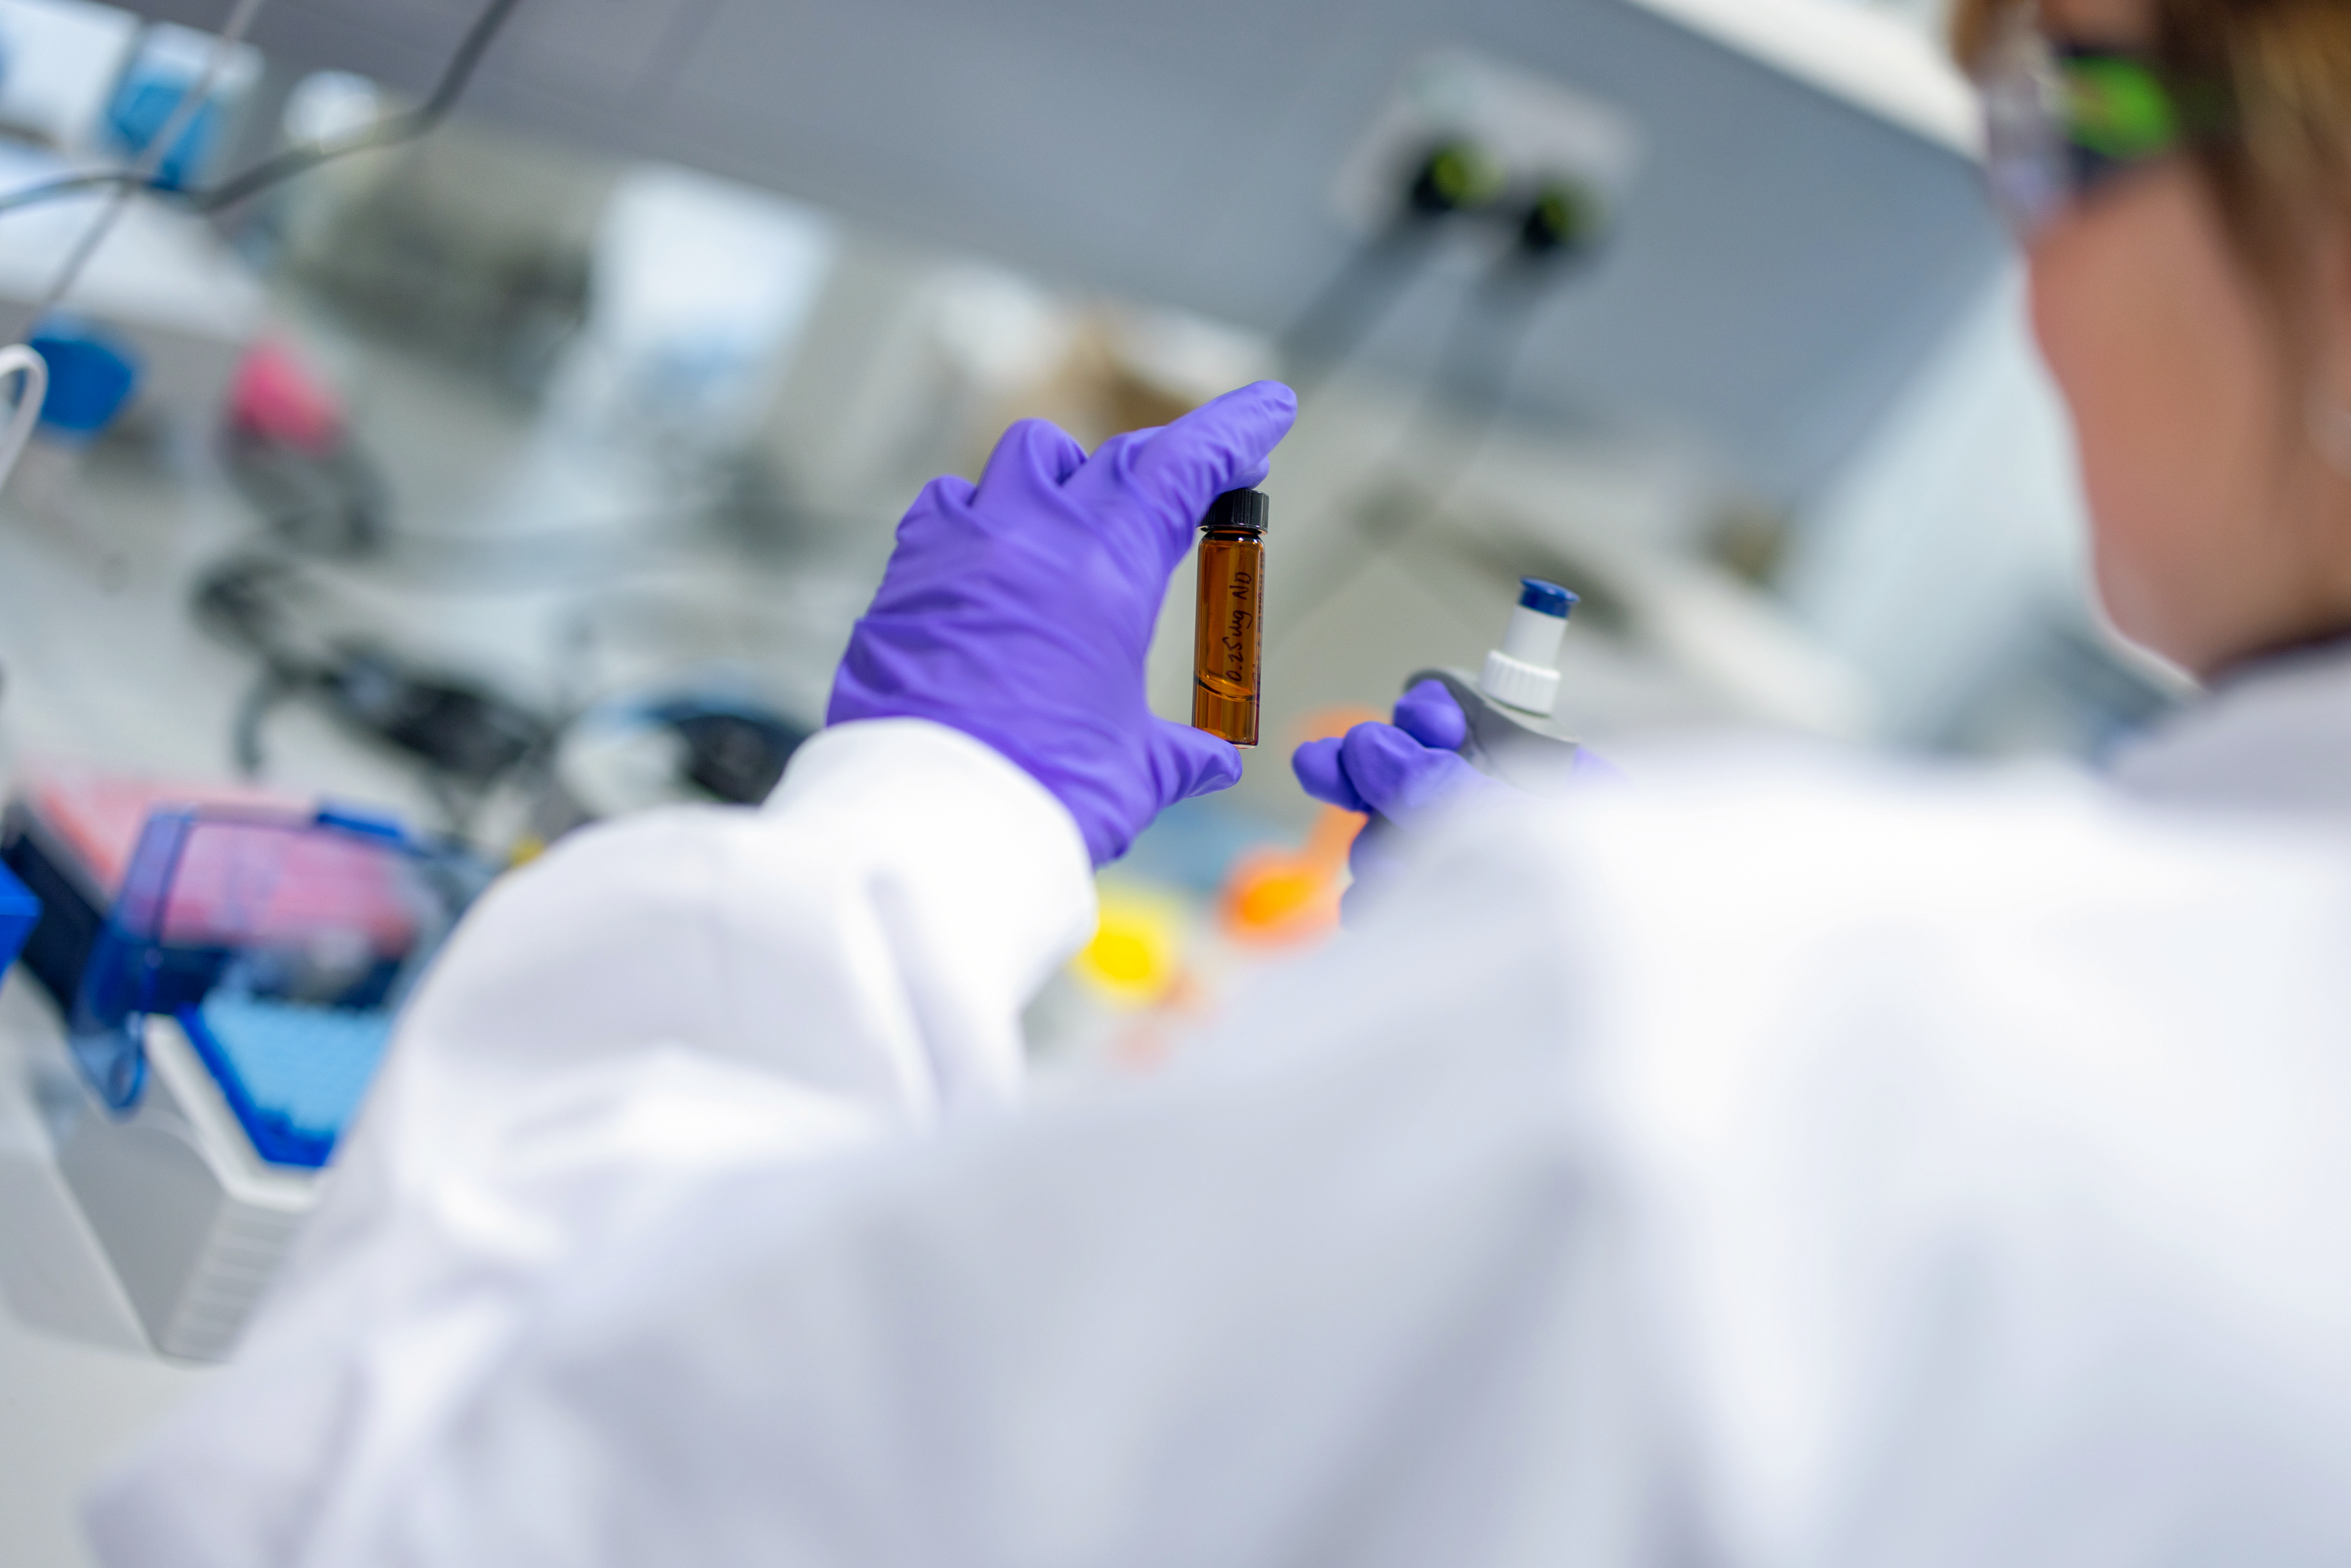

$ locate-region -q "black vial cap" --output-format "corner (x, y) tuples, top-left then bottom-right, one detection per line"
(1201, 488), (1270, 534)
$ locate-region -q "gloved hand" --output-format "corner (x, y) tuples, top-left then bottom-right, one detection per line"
(1293, 680), (1514, 891)
(829, 381), (1298, 867)
(1291, 680), (1503, 822)
(1298, 681), (1621, 918)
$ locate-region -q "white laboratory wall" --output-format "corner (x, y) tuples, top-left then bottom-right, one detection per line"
(1779, 262), (2102, 748)
(1624, 0), (1973, 153)
(1849, 0), (1954, 36)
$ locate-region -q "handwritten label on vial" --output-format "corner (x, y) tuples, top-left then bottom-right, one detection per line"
(1193, 533), (1263, 745)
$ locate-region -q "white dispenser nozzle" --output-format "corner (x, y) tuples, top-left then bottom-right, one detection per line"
(1477, 577), (1577, 716)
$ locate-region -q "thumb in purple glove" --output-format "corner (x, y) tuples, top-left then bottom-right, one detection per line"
(830, 381), (1298, 866)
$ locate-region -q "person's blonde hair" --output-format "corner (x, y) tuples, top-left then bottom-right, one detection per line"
(1953, 0), (2351, 292)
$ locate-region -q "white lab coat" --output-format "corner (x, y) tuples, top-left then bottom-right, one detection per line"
(86, 651), (2351, 1567)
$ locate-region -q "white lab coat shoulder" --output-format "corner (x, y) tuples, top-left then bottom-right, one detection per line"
(1466, 745), (2351, 1563)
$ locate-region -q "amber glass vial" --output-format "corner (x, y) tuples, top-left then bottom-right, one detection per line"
(1192, 488), (1269, 747)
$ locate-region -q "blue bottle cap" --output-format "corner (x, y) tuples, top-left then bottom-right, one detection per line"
(28, 318), (139, 440)
(1518, 577), (1577, 619)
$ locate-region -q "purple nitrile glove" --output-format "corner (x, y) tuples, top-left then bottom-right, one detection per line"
(1295, 680), (1620, 918)
(1291, 678), (1500, 821)
(1293, 680), (1515, 891)
(829, 381), (1298, 867)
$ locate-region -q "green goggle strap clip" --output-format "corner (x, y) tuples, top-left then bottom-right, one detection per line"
(2065, 55), (2181, 161)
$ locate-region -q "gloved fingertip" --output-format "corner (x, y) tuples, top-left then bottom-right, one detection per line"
(1394, 678), (1469, 751)
(1236, 378), (1299, 420)
(1213, 379), (1299, 455)
(978, 417), (1089, 496)
(1125, 381), (1301, 522)
(1293, 736), (1369, 814)
(1194, 748), (1245, 799)
(1153, 718), (1244, 802)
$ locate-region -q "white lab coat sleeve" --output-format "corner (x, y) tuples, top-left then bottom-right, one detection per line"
(84, 717), (1097, 1568)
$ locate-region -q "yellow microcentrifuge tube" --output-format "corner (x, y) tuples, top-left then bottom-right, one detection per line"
(1192, 488), (1268, 747)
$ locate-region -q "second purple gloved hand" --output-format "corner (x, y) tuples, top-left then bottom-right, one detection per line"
(1293, 680), (1516, 891)
(1297, 680), (1620, 914)
(829, 381), (1298, 867)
